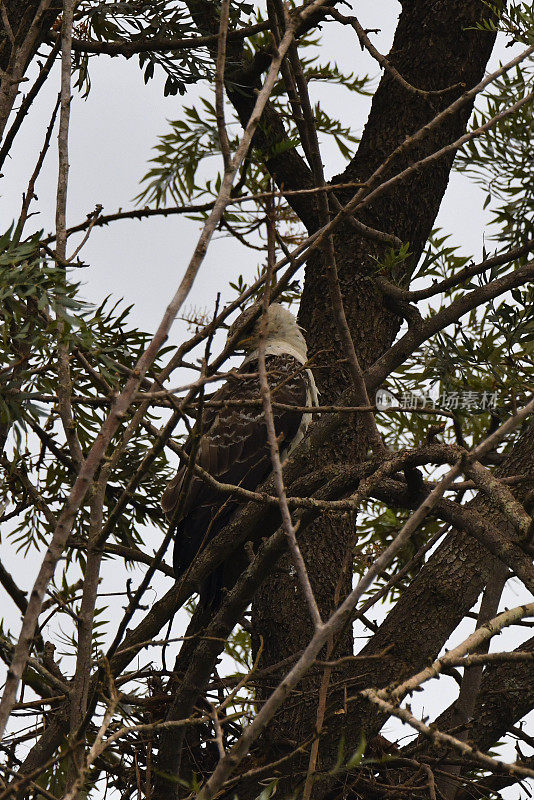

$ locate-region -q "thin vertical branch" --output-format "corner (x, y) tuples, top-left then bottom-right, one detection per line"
(70, 480), (107, 724)
(302, 540), (351, 800)
(215, 0), (231, 170)
(67, 470), (107, 794)
(49, 18), (90, 786)
(280, 15), (384, 452)
(55, 10), (73, 254)
(423, 764), (438, 800)
(258, 188), (322, 629)
(55, 0), (83, 472)
(61, 680), (120, 800)
(16, 93), (60, 239)
(267, 0), (314, 167)
(210, 703), (226, 760)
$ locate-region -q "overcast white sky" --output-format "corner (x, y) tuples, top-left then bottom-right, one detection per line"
(1, 1), (532, 793)
(0, 0), (509, 337)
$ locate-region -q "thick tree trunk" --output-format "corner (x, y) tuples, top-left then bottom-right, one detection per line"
(337, 420), (534, 747)
(250, 0), (499, 789)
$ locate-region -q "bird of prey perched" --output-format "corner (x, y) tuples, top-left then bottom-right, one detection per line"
(161, 303), (318, 605)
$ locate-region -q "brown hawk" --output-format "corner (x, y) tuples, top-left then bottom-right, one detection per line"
(161, 303), (318, 604)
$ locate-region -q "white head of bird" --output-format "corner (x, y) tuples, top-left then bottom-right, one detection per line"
(228, 303), (308, 363)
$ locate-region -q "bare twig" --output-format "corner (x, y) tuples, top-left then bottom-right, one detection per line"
(194, 399), (534, 799)
(257, 191), (322, 629)
(302, 523), (352, 800)
(328, 9), (463, 98)
(66, 204), (103, 262)
(210, 703), (226, 760)
(218, 638), (264, 713)
(362, 685), (534, 781)
(0, 0), (335, 738)
(328, 192), (403, 248)
(68, 475), (107, 788)
(437, 574), (512, 796)
(60, 685), (120, 800)
(423, 763), (437, 800)
(381, 604), (534, 703)
(214, 0), (231, 170)
(55, 0), (84, 474)
(16, 93), (60, 239)
(0, 41), (59, 171)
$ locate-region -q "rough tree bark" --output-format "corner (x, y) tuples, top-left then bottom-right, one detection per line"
(248, 0), (501, 788)
(335, 420), (534, 748)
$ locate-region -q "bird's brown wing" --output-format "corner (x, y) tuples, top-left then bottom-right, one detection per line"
(161, 353), (309, 583)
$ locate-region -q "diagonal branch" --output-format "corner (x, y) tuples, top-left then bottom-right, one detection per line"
(0, 0), (334, 740)
(194, 399), (534, 800)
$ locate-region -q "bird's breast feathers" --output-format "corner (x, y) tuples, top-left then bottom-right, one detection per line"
(162, 352), (317, 519)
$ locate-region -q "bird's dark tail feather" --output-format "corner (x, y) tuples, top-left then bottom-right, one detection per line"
(198, 565), (225, 610)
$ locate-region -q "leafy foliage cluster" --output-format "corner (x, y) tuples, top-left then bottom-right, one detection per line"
(371, 5), (534, 458)
(0, 227), (172, 566)
(134, 21), (371, 248)
(74, 0), (208, 95)
(455, 64), (533, 252)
